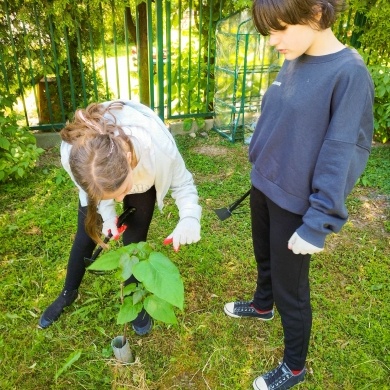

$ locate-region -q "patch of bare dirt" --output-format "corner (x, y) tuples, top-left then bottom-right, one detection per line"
(349, 189), (389, 232)
(36, 146), (62, 168)
(191, 145), (229, 157)
(327, 188), (389, 251)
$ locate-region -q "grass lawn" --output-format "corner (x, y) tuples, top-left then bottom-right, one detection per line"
(0, 131), (389, 389)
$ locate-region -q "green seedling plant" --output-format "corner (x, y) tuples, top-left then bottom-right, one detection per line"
(87, 241), (184, 353)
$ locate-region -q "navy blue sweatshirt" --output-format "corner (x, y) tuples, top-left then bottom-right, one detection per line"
(249, 48), (374, 247)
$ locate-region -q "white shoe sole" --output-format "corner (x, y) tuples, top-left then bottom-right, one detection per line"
(223, 302), (274, 320)
(223, 302), (241, 318)
(253, 376), (267, 390)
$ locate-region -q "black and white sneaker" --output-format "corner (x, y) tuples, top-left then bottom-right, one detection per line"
(224, 301), (274, 320)
(253, 362), (306, 390)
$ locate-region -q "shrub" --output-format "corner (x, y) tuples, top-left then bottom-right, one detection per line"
(369, 65), (390, 143)
(348, 0), (390, 143)
(0, 93), (44, 182)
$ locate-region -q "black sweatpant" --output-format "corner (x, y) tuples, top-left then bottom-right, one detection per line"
(250, 186), (312, 371)
(64, 186), (157, 292)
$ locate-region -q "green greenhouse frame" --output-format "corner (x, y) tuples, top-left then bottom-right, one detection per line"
(213, 10), (282, 142)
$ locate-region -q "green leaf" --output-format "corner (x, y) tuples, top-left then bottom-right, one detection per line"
(123, 283), (137, 296)
(87, 250), (121, 271)
(144, 295), (177, 324)
(183, 118), (193, 132)
(133, 252), (184, 310)
(6, 313), (20, 319)
(88, 245), (135, 272)
(135, 241), (153, 259)
(133, 289), (146, 305)
(195, 118), (205, 129)
(117, 297), (142, 325)
(119, 253), (139, 281)
(0, 137), (10, 150)
(54, 350), (82, 381)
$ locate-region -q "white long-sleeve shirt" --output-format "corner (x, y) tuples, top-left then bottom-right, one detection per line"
(61, 100), (201, 223)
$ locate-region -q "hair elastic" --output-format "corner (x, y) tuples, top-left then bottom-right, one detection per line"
(107, 137), (115, 157)
(79, 110), (104, 134)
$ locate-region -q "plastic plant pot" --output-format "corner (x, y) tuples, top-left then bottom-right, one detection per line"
(111, 336), (134, 363)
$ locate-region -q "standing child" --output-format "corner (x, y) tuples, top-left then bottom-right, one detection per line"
(39, 100), (202, 335)
(223, 0), (374, 389)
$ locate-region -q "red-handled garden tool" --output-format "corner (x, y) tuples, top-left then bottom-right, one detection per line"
(84, 206), (136, 272)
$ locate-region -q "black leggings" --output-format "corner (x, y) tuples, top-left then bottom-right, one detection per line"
(250, 186), (312, 371)
(64, 186), (156, 291)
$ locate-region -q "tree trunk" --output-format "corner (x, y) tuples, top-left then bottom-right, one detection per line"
(125, 7), (136, 42)
(137, 2), (150, 106)
(124, 4), (150, 106)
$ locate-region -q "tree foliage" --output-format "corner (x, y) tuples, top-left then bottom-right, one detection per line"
(1, 0), (389, 142)
(1, 0), (109, 121)
(0, 93), (43, 182)
(345, 0), (390, 142)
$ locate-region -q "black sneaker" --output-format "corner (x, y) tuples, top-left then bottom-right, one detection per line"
(253, 362), (306, 390)
(38, 289), (78, 329)
(224, 301), (274, 320)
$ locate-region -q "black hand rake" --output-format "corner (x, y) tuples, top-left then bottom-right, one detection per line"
(213, 189), (251, 221)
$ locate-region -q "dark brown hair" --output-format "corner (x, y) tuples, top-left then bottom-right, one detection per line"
(60, 102), (137, 245)
(252, 0), (346, 36)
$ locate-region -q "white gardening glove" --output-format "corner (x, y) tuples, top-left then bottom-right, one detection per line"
(102, 216), (120, 240)
(288, 232), (324, 255)
(164, 217), (201, 252)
